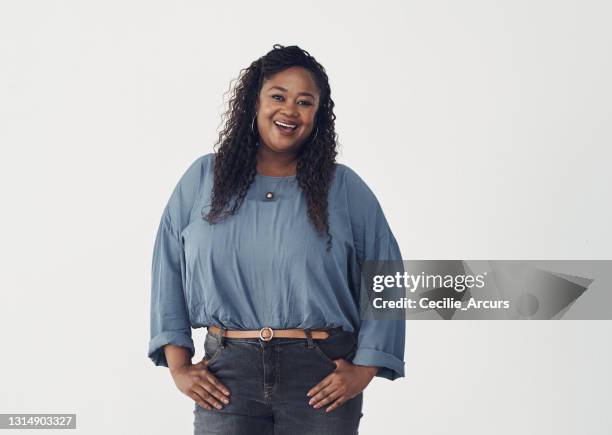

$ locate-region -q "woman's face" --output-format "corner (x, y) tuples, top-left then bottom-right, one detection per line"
(255, 66), (321, 154)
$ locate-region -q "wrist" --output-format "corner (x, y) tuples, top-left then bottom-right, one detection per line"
(169, 361), (191, 376)
(355, 364), (379, 378)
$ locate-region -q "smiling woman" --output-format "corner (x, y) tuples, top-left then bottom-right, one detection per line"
(148, 44), (406, 435)
(201, 45), (340, 252)
(255, 66), (320, 156)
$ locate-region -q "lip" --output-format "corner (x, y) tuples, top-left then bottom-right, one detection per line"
(274, 119), (299, 127)
(273, 119), (299, 136)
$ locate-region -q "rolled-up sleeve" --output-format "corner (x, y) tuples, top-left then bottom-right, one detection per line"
(148, 207), (194, 367)
(147, 155), (207, 367)
(352, 230), (406, 381)
(342, 165), (406, 381)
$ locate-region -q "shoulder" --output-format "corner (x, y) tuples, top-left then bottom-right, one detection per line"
(331, 162), (398, 259)
(164, 152), (214, 227)
(172, 152), (214, 193)
(180, 152), (214, 182)
(332, 162), (381, 207)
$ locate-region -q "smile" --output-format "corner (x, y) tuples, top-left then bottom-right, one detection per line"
(273, 120), (298, 134)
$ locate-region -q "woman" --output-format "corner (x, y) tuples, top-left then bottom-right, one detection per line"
(148, 44), (405, 435)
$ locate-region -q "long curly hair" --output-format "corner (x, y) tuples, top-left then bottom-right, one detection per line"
(202, 44), (339, 251)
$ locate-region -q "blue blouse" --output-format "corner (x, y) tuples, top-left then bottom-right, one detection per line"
(148, 151), (405, 380)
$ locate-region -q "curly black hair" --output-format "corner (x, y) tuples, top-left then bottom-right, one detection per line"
(202, 44), (339, 251)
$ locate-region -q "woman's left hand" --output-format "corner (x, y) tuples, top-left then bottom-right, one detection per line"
(306, 359), (378, 413)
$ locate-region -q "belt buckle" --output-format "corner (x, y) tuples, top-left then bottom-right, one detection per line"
(259, 327), (274, 342)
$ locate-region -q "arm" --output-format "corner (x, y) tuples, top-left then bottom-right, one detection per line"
(343, 166), (406, 380)
(148, 207), (195, 367)
(165, 344), (192, 373)
(307, 167), (406, 412)
(148, 154), (230, 410)
(352, 231), (406, 381)
(148, 154), (209, 366)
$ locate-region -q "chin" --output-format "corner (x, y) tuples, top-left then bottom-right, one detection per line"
(264, 137), (304, 153)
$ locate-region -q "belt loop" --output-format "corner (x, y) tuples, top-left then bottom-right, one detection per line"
(217, 326), (227, 348)
(304, 328), (314, 348)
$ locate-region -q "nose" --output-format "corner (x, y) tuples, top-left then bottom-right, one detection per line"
(280, 100), (299, 118)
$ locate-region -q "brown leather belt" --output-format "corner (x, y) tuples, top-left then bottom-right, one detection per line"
(208, 325), (330, 341)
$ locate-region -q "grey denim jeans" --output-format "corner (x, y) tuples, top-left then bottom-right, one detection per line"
(193, 327), (364, 435)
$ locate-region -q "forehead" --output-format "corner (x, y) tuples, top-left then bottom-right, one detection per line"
(261, 66), (320, 95)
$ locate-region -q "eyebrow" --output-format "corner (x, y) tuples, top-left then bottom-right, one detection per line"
(268, 85), (316, 99)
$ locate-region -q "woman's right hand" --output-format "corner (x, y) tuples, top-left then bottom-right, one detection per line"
(170, 359), (231, 410)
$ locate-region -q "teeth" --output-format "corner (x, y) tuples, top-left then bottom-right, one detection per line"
(274, 120), (297, 129)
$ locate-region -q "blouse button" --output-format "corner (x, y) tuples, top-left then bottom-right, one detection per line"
(265, 192), (274, 200)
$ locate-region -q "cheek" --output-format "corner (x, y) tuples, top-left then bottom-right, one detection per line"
(257, 111), (273, 129)
(303, 108), (318, 125)
(258, 107), (275, 123)
(302, 118), (317, 133)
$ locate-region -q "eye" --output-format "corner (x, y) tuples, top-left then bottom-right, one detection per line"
(270, 94), (313, 106)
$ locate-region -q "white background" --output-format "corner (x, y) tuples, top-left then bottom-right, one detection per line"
(1, 1), (611, 434)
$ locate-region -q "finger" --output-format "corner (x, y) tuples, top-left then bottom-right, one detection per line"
(311, 388), (342, 409)
(200, 379), (230, 405)
(201, 371), (231, 396)
(325, 396), (346, 413)
(189, 391), (213, 411)
(308, 385), (337, 408)
(193, 384), (225, 410)
(306, 375), (333, 398)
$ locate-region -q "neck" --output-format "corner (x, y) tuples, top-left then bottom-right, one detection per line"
(255, 145), (298, 176)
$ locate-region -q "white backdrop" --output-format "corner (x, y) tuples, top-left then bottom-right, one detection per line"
(1, 1), (611, 434)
